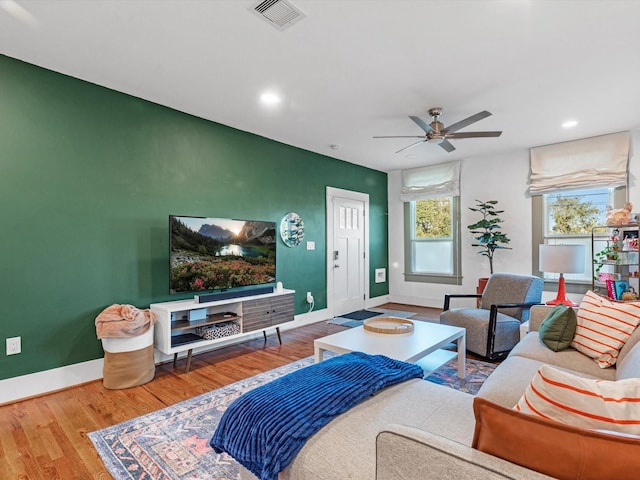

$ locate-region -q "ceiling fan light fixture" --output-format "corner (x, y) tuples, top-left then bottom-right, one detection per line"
(429, 120), (444, 133)
(374, 107), (502, 154)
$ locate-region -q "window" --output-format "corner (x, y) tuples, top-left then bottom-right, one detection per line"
(400, 161), (461, 285)
(532, 187), (626, 287)
(404, 196), (461, 284)
(529, 132), (630, 293)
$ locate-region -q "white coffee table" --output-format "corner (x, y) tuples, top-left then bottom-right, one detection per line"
(314, 321), (466, 378)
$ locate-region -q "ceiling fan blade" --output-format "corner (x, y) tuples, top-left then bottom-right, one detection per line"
(373, 135), (425, 138)
(409, 115), (434, 134)
(439, 139), (456, 153)
(444, 111), (492, 134)
(447, 131), (502, 139)
(395, 140), (426, 154)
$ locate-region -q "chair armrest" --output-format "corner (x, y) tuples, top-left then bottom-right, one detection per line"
(486, 302), (542, 360)
(443, 294), (482, 311)
(490, 302), (543, 310)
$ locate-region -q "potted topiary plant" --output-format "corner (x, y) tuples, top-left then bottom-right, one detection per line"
(467, 199), (512, 275)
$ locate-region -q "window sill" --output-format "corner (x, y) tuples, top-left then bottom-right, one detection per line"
(542, 280), (591, 295)
(404, 273), (462, 285)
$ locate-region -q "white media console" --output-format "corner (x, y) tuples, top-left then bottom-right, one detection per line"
(150, 289), (295, 372)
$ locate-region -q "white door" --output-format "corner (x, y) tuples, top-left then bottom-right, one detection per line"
(327, 188), (369, 317)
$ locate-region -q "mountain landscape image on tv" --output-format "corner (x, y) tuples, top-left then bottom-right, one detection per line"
(170, 216), (276, 294)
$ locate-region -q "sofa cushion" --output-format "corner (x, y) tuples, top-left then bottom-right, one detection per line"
(279, 379), (476, 480)
(440, 308), (520, 356)
(508, 332), (617, 381)
(528, 305), (556, 332)
(472, 396), (640, 480)
(538, 305), (577, 351)
(515, 365), (640, 435)
(477, 355), (552, 408)
(618, 324), (640, 367)
(617, 342), (640, 380)
(571, 290), (640, 368)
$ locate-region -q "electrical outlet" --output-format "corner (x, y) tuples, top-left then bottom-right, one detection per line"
(6, 337), (21, 355)
(306, 292), (314, 304)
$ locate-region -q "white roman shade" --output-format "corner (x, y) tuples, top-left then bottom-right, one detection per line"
(400, 160), (461, 202)
(529, 131), (630, 195)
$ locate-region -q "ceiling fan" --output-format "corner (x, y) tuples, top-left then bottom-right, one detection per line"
(374, 107), (502, 153)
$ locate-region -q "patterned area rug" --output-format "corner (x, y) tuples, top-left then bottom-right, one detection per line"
(425, 357), (498, 395)
(89, 354), (496, 479)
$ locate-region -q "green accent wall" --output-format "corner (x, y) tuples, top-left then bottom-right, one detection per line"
(0, 54), (388, 381)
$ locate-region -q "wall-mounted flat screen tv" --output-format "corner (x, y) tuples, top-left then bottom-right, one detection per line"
(170, 215), (276, 294)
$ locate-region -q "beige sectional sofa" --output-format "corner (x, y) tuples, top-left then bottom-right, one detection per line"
(239, 306), (640, 480)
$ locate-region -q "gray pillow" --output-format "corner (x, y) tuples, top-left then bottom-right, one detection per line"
(538, 305), (577, 351)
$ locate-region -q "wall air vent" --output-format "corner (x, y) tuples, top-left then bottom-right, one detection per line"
(251, 0), (306, 31)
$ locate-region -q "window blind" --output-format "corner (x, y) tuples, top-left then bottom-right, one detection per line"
(400, 160), (461, 202)
(529, 131), (629, 195)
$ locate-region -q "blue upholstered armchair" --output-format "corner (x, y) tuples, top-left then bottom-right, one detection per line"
(440, 273), (543, 360)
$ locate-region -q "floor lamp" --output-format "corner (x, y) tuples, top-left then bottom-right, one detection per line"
(539, 244), (585, 307)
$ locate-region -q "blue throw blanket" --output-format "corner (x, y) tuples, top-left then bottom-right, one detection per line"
(210, 352), (423, 480)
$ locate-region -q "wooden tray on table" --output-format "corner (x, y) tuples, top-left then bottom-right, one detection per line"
(363, 317), (414, 334)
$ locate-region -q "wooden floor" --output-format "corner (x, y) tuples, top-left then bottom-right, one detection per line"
(0, 304), (440, 480)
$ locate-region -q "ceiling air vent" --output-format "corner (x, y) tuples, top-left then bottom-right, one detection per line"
(251, 0), (306, 31)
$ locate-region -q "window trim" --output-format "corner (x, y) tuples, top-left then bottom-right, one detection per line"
(531, 187), (626, 294)
(404, 196), (462, 285)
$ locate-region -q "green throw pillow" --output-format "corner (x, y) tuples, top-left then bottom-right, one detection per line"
(538, 305), (577, 352)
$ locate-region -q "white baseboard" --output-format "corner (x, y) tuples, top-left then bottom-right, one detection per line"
(0, 309), (330, 405)
(388, 294), (443, 309)
(0, 358), (104, 405)
(366, 295), (390, 309)
(292, 307), (330, 326)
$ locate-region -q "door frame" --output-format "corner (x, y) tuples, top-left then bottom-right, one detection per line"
(326, 186), (370, 318)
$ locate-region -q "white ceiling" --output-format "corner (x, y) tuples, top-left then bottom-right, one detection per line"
(2, 0), (640, 173)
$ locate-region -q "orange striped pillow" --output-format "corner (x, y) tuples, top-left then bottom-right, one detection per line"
(571, 290), (640, 368)
(515, 365), (640, 436)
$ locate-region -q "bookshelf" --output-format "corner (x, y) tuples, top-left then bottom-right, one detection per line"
(592, 225), (639, 300)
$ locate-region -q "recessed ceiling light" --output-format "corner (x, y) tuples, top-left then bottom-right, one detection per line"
(260, 92), (282, 106)
(562, 120), (578, 128)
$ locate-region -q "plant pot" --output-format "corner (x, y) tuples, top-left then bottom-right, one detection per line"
(477, 277), (489, 294)
(477, 277), (489, 307)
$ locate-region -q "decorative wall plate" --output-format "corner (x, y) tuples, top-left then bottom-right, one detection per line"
(280, 212), (304, 247)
